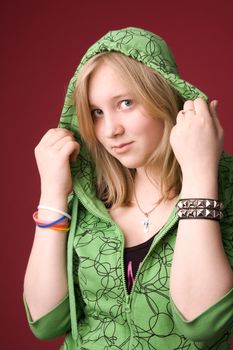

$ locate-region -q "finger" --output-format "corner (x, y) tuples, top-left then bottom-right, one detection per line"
(70, 146), (80, 162)
(41, 128), (74, 147)
(52, 135), (77, 151)
(209, 100), (218, 118)
(41, 128), (71, 140)
(38, 128), (56, 144)
(60, 141), (80, 161)
(183, 100), (195, 113)
(193, 98), (211, 119)
(176, 109), (186, 123)
(209, 100), (224, 133)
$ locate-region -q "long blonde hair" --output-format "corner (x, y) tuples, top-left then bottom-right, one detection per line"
(74, 52), (184, 208)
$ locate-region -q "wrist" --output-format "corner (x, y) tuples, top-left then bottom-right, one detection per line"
(39, 193), (69, 211)
(40, 183), (71, 199)
(181, 176), (218, 199)
(181, 163), (218, 179)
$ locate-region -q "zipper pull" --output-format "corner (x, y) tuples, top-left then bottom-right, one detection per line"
(124, 295), (131, 313)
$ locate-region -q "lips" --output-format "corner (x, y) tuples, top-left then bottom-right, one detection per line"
(111, 141), (134, 154)
(113, 141), (133, 149)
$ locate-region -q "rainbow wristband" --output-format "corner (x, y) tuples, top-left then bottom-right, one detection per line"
(37, 216), (67, 228)
(32, 211), (69, 229)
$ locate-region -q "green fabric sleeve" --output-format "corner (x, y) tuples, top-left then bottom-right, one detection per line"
(170, 152), (233, 342)
(218, 151), (233, 270)
(23, 293), (71, 340)
(170, 287), (233, 342)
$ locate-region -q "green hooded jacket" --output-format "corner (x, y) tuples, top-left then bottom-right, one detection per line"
(24, 27), (233, 349)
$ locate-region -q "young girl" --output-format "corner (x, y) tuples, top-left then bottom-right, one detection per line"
(23, 27), (233, 349)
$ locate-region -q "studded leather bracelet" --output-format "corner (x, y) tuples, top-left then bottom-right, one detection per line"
(176, 198), (224, 221)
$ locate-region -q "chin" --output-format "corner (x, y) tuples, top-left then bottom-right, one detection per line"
(117, 158), (148, 169)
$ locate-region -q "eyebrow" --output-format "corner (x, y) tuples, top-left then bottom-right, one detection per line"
(89, 92), (133, 108)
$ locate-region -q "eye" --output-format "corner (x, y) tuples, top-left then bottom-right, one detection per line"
(120, 99), (133, 109)
(91, 108), (103, 118)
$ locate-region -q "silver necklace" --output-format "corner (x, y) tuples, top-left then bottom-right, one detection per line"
(134, 190), (161, 234)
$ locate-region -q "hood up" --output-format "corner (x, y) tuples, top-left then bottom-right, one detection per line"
(59, 26), (207, 199)
(58, 27), (208, 340)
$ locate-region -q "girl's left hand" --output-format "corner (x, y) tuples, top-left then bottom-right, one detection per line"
(169, 98), (224, 177)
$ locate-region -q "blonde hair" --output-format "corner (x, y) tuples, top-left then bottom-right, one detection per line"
(75, 52), (184, 208)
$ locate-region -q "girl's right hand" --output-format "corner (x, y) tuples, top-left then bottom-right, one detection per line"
(35, 128), (80, 197)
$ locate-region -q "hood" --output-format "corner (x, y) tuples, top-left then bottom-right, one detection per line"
(58, 26), (208, 200)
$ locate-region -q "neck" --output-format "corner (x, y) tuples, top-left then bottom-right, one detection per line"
(133, 168), (162, 208)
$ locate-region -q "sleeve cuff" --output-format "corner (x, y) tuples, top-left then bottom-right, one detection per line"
(170, 287), (233, 342)
(23, 293), (71, 340)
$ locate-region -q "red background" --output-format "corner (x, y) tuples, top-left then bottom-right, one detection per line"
(1, 0), (233, 349)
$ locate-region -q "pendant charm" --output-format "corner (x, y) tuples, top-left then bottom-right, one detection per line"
(141, 215), (151, 234)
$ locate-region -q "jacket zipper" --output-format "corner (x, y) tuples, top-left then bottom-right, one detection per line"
(74, 188), (136, 345)
(120, 233), (134, 348)
(73, 187), (136, 345)
(72, 187), (179, 347)
(130, 215), (178, 296)
(121, 215), (178, 348)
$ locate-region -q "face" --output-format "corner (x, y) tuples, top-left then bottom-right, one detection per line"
(88, 62), (164, 170)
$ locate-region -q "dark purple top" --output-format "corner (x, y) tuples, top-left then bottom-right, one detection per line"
(124, 234), (155, 294)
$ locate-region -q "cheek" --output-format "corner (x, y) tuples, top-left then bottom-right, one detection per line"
(93, 123), (110, 151)
(93, 122), (103, 143)
(155, 120), (164, 139)
(142, 119), (164, 141)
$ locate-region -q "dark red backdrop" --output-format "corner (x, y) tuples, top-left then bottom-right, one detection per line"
(1, 0), (233, 349)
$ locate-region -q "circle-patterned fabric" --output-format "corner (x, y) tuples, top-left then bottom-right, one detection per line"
(77, 27), (208, 101)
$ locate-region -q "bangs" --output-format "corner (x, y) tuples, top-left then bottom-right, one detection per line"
(74, 52), (183, 207)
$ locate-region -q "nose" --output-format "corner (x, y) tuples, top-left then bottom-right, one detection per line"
(104, 114), (124, 138)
